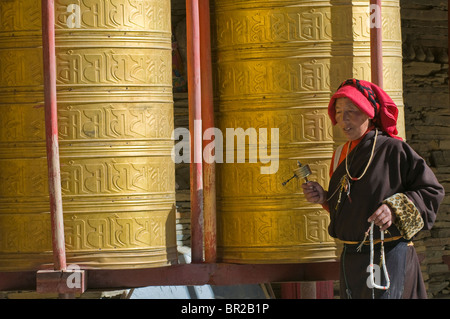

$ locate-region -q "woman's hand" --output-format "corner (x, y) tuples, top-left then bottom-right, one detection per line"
(368, 204), (396, 231)
(301, 181), (327, 205)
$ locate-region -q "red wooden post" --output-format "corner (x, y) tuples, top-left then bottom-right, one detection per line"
(41, 0), (66, 272)
(39, 0), (86, 298)
(199, 0), (217, 264)
(280, 283), (301, 299)
(370, 0), (383, 87)
(316, 281), (334, 299)
(186, 0), (204, 263)
(281, 281), (334, 299)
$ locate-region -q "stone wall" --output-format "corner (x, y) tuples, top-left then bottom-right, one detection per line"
(400, 0), (450, 298)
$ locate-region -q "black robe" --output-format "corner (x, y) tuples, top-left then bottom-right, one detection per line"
(327, 130), (444, 299)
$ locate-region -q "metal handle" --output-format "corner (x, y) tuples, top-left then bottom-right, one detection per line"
(281, 161), (312, 186)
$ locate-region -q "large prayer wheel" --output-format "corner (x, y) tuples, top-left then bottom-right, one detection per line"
(330, 0), (406, 143)
(212, 0), (404, 263)
(0, 0), (177, 271)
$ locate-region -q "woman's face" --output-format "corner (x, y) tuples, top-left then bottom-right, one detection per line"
(335, 97), (371, 141)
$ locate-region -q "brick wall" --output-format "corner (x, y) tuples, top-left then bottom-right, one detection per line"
(400, 0), (450, 298)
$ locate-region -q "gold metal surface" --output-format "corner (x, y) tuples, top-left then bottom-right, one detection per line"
(212, 0), (404, 263)
(0, 0), (177, 271)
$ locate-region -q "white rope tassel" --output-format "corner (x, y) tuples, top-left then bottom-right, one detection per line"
(368, 221), (390, 290)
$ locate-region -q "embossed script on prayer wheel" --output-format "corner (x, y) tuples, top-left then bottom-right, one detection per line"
(331, 0), (405, 144)
(212, 0), (336, 263)
(212, 0), (404, 263)
(0, 0), (177, 271)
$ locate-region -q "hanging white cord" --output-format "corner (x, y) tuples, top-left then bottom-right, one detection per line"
(368, 221), (390, 290)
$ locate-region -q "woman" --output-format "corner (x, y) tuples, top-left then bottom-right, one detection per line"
(302, 79), (444, 299)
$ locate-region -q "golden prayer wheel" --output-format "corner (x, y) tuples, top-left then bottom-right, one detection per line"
(212, 0), (404, 263)
(330, 0), (406, 143)
(0, 0), (177, 271)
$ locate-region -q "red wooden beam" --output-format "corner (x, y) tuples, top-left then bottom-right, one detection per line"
(0, 271), (37, 291)
(0, 262), (339, 292)
(82, 262), (340, 289)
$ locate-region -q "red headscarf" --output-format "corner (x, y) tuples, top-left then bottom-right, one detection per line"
(328, 79), (402, 140)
